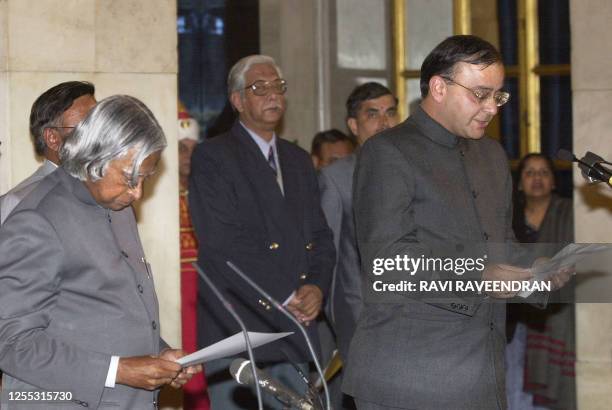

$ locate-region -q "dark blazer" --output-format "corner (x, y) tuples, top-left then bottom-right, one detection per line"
(189, 122), (335, 362)
(0, 168), (165, 409)
(343, 107), (515, 409)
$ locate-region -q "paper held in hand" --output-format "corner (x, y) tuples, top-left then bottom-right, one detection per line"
(176, 331), (293, 367)
(518, 243), (612, 298)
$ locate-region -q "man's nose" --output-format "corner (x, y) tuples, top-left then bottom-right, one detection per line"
(482, 97), (499, 116)
(379, 114), (390, 130)
(129, 180), (144, 201)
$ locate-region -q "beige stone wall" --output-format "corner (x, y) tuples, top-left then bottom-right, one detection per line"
(0, 0), (181, 349)
(571, 0), (612, 408)
(260, 0), (320, 148)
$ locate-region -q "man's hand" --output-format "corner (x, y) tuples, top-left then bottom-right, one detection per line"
(159, 348), (203, 388)
(482, 263), (533, 298)
(116, 355), (182, 390)
(543, 266), (575, 291)
(286, 284), (323, 326)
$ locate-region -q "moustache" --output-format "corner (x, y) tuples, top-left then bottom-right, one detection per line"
(264, 105), (283, 111)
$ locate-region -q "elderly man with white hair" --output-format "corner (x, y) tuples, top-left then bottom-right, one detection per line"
(189, 55), (335, 409)
(0, 95), (200, 409)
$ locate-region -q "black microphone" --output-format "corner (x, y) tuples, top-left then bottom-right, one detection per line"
(557, 149), (612, 187)
(230, 359), (316, 410)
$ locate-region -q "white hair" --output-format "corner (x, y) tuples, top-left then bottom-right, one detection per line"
(227, 54), (283, 97)
(60, 95), (167, 185)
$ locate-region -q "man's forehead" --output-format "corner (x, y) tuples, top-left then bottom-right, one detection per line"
(119, 152), (160, 173)
(453, 62), (504, 83)
(359, 94), (397, 112)
(246, 63), (279, 80)
(62, 95), (96, 122)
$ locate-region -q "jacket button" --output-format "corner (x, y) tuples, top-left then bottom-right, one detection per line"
(483, 232), (489, 240)
(305, 242), (313, 251)
(121, 250), (128, 258)
(472, 190), (478, 198)
(269, 242), (280, 250)
(152, 321), (157, 330)
(299, 273), (308, 280)
(258, 299), (271, 310)
(138, 284), (144, 293)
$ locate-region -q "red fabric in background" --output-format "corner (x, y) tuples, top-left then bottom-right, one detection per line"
(180, 191), (210, 410)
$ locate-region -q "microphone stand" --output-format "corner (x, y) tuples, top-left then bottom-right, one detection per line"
(281, 349), (325, 410)
(226, 260), (332, 410)
(192, 262), (263, 410)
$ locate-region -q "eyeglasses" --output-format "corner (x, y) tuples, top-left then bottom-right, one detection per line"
(441, 77), (510, 107)
(47, 126), (76, 131)
(244, 79), (287, 96)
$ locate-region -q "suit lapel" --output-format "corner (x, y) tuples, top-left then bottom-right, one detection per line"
(232, 123), (294, 237)
(277, 140), (304, 234)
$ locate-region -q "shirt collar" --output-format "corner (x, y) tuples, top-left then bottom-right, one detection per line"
(42, 159), (59, 171)
(412, 105), (459, 148)
(240, 121), (277, 159)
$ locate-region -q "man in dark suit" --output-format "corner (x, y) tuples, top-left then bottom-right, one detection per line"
(189, 54), (335, 409)
(342, 36), (571, 410)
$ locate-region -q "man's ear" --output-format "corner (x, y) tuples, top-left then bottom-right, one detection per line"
(43, 127), (62, 153)
(429, 75), (447, 103)
(347, 117), (358, 137)
(230, 92), (244, 113)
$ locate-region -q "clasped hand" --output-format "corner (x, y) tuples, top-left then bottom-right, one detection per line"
(286, 284), (323, 327)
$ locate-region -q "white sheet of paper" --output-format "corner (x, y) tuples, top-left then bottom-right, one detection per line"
(176, 331), (293, 367)
(518, 243), (612, 297)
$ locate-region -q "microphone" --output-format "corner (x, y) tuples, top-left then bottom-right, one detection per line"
(225, 260), (331, 410)
(557, 149), (612, 187)
(230, 359), (317, 410)
(191, 262), (263, 410)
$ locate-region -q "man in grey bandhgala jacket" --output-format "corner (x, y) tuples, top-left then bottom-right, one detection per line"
(319, 82), (399, 363)
(0, 96), (199, 409)
(342, 35), (571, 410)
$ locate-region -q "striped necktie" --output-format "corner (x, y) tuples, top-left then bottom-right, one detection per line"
(267, 146), (277, 176)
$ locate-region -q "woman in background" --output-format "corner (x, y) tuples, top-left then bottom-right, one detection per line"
(506, 153), (575, 410)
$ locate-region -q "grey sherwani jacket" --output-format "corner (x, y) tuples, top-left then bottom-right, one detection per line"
(0, 159), (57, 225)
(0, 168), (165, 409)
(318, 153), (362, 362)
(343, 107), (515, 409)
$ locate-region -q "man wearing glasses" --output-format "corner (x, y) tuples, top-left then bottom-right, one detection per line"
(343, 35), (569, 409)
(0, 81), (96, 224)
(189, 55), (335, 409)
